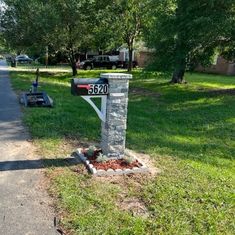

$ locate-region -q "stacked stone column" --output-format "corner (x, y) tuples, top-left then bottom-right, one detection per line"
(100, 73), (132, 158)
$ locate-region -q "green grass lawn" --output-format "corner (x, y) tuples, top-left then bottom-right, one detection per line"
(10, 68), (235, 234)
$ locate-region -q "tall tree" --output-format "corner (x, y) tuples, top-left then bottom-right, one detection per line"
(90, 1), (123, 54)
(51, 0), (96, 75)
(1, 0), (95, 76)
(92, 0), (151, 72)
(146, 0), (235, 83)
(1, 0), (57, 54)
(117, 0), (151, 72)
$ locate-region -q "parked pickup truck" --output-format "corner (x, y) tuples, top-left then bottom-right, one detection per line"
(78, 55), (137, 70)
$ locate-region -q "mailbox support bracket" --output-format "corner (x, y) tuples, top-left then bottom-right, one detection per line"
(81, 95), (107, 122)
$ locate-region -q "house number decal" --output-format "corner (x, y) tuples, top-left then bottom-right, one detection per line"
(77, 84), (108, 95)
(88, 84), (108, 95)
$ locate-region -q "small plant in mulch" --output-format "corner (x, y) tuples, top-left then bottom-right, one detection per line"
(96, 153), (108, 163)
(83, 146), (101, 160)
(123, 156), (135, 165)
(86, 145), (96, 157)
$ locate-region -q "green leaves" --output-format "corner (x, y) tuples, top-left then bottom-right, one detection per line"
(145, 0), (235, 81)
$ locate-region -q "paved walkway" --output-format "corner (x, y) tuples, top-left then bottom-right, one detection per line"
(0, 60), (57, 235)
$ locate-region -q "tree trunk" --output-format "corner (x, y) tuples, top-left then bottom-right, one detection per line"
(171, 67), (185, 83)
(171, 48), (187, 83)
(171, 36), (187, 83)
(69, 48), (77, 76)
(128, 46), (133, 72)
(71, 61), (77, 76)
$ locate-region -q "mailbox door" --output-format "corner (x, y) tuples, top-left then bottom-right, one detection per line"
(71, 78), (108, 96)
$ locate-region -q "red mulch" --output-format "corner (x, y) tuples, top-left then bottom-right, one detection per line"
(82, 149), (142, 171)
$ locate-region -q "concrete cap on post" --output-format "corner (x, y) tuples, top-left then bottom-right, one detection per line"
(100, 73), (132, 80)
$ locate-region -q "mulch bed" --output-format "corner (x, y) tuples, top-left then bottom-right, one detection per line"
(82, 149), (142, 171)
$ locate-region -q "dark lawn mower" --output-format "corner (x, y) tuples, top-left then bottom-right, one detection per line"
(19, 68), (53, 107)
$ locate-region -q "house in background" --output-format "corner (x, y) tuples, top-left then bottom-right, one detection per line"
(196, 56), (235, 76)
(135, 47), (154, 67)
(118, 47), (135, 62)
(81, 45), (235, 76)
(118, 45), (154, 67)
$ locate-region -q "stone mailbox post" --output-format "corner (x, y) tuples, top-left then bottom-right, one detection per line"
(71, 73), (132, 158)
(100, 73), (132, 158)
(71, 73), (149, 176)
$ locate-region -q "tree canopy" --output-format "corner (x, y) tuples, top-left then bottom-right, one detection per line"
(1, 0), (56, 52)
(0, 0), (152, 73)
(115, 0), (152, 71)
(1, 0), (97, 75)
(145, 0), (235, 83)
(1, 0), (234, 78)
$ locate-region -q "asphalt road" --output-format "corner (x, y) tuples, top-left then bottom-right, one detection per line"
(0, 60), (58, 235)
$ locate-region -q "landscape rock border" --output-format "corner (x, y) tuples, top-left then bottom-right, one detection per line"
(75, 148), (149, 176)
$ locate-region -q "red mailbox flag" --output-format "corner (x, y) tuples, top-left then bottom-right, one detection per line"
(77, 84), (91, 90)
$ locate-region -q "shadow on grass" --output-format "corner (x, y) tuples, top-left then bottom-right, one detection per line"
(127, 95), (235, 167)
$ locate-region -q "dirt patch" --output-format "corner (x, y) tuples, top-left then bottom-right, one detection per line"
(130, 87), (161, 98)
(98, 173), (148, 185)
(71, 164), (88, 175)
(119, 197), (150, 218)
(96, 173), (152, 218)
(125, 149), (160, 176)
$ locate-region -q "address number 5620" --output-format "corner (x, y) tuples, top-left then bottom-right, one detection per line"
(88, 84), (108, 95)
